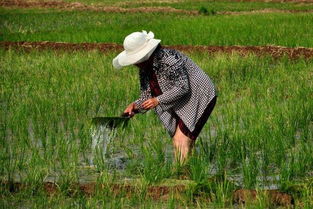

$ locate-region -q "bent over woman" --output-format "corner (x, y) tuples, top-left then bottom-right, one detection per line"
(113, 31), (217, 163)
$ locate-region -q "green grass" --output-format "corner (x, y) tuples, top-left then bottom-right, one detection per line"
(119, 1), (313, 12)
(1, 48), (313, 207)
(1, 9), (313, 47)
(1, 1), (313, 207)
(60, 0), (313, 12)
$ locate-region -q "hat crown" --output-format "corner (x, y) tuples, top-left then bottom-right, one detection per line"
(123, 31), (154, 52)
(112, 30), (160, 69)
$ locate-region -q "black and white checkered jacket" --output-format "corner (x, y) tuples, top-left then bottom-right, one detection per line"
(134, 47), (216, 137)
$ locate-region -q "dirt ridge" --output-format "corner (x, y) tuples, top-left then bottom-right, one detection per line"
(2, 41), (313, 59)
(0, 0), (198, 15)
(1, 181), (294, 206)
(115, 0), (313, 5)
(1, 0), (313, 15)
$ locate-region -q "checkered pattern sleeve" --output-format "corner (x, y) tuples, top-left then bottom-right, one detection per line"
(156, 55), (190, 111)
(134, 70), (151, 113)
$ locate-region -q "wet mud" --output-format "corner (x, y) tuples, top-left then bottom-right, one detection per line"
(2, 41), (313, 59)
(1, 0), (313, 15)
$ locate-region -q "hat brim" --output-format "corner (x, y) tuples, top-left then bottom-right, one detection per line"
(113, 39), (161, 69)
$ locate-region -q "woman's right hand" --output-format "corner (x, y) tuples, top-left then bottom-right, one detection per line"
(123, 102), (137, 117)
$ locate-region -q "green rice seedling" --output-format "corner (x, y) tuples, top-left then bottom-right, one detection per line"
(167, 194), (177, 209)
(301, 181), (313, 209)
(1, 9), (313, 47)
(47, 0), (313, 12)
(241, 154), (258, 189)
(198, 6), (209, 15)
(198, 6), (216, 16)
(188, 159), (206, 183)
(241, 190), (270, 209)
(196, 176), (236, 208)
(199, 6), (216, 16)
(140, 137), (172, 184)
(184, 172), (236, 207)
(187, 148), (211, 183)
(115, 0), (313, 12)
(1, 48), (313, 207)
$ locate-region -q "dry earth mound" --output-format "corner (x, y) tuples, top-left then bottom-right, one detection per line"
(0, 0), (198, 14)
(1, 181), (294, 207)
(1, 0), (313, 15)
(2, 41), (313, 59)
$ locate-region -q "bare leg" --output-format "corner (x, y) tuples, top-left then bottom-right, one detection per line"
(173, 126), (194, 164)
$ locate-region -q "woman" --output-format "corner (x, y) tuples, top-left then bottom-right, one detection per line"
(113, 31), (217, 163)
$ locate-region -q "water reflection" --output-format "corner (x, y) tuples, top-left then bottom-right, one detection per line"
(90, 125), (117, 165)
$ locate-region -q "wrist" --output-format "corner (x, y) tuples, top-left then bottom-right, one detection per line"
(155, 97), (159, 103)
(154, 97), (159, 105)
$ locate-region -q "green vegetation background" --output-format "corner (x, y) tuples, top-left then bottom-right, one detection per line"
(1, 9), (313, 47)
(1, 1), (313, 208)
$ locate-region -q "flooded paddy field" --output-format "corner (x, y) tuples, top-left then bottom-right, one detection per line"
(1, 49), (313, 208)
(1, 0), (313, 207)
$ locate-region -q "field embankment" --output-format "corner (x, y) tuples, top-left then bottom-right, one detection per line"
(1, 0), (313, 15)
(2, 41), (313, 59)
(1, 179), (296, 207)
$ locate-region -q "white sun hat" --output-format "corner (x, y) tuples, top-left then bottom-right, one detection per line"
(112, 30), (161, 69)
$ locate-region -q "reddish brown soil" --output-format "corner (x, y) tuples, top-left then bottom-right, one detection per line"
(233, 189), (294, 207)
(1, 0), (313, 15)
(0, 41), (124, 52)
(43, 182), (59, 195)
(172, 44), (313, 59)
(1, 181), (185, 200)
(1, 181), (294, 206)
(110, 183), (185, 200)
(221, 8), (313, 15)
(235, 0), (313, 2)
(2, 41), (313, 59)
(0, 0), (198, 15)
(116, 0), (313, 7)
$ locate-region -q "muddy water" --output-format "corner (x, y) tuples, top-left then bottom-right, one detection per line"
(13, 123), (281, 190)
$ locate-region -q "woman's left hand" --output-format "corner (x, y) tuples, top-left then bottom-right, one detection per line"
(142, 98), (159, 110)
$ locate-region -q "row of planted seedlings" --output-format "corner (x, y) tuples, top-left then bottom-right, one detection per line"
(1, 49), (313, 207)
(2, 9), (313, 47)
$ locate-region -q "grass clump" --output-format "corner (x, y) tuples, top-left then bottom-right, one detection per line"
(198, 6), (216, 16)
